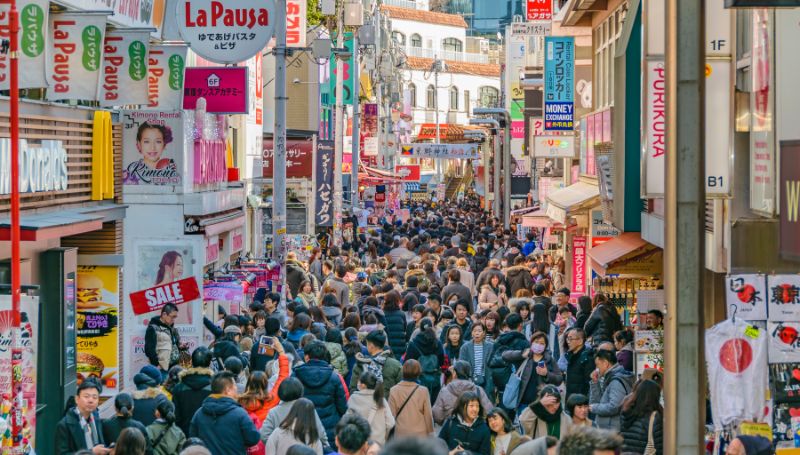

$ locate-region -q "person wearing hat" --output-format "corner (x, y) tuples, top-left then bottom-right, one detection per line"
(132, 365), (169, 426)
(726, 435), (772, 455)
(212, 325), (248, 372)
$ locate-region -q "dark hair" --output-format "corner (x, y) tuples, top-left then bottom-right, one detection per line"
(309, 305), (332, 327)
(161, 302), (179, 315)
(114, 427), (147, 455)
(453, 299), (471, 314)
(325, 327), (343, 345)
(335, 414), (372, 453)
(486, 408), (513, 434)
(155, 251), (182, 286)
(533, 284), (545, 296)
(530, 303), (550, 334)
(224, 356), (243, 375)
(647, 309), (664, 320)
(448, 269), (461, 282)
(359, 371), (385, 409)
(364, 330), (387, 350)
(280, 398), (321, 445)
(445, 324), (464, 348)
(622, 379), (663, 418)
(277, 377), (305, 401)
(289, 313), (312, 332)
(77, 378), (102, 396)
(402, 359), (421, 380)
(303, 340), (329, 361)
(380, 438), (449, 455)
(595, 348), (618, 365)
(383, 290), (402, 311)
(538, 384), (561, 402)
(286, 446), (319, 455)
(190, 345), (212, 368)
(150, 400), (177, 449)
(335, 263), (347, 278)
(614, 328), (634, 345)
(455, 391), (484, 420)
(566, 393), (589, 416)
(181, 437), (208, 450)
(559, 426), (622, 455)
(137, 121), (173, 144)
(321, 293), (341, 309)
(210, 371), (237, 394)
(504, 313), (523, 330)
(452, 360), (471, 380)
(114, 392), (134, 419)
(342, 313), (361, 331)
(530, 330), (549, 348)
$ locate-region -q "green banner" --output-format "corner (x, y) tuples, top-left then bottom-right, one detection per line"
(329, 32), (354, 105)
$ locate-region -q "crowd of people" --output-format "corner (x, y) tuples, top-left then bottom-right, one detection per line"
(56, 197), (675, 455)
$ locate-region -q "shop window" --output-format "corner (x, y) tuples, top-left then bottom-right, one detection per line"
(427, 85), (436, 109)
(449, 86), (459, 111)
(479, 86), (499, 108)
(442, 37), (463, 52)
(393, 32), (406, 46)
(593, 2), (627, 110)
(408, 83), (417, 108)
(411, 34), (422, 48)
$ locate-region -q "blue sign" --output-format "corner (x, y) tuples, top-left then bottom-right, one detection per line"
(544, 36), (575, 131)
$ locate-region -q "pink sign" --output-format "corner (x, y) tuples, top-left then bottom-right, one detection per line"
(232, 228), (244, 253)
(183, 67), (249, 114)
(571, 236), (588, 295)
(511, 121), (525, 139)
(204, 282), (245, 302)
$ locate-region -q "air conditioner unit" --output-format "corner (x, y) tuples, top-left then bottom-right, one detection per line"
(344, 3), (364, 26)
(359, 24), (375, 45)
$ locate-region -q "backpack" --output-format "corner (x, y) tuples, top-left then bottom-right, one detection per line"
(246, 412), (266, 455)
(418, 353), (441, 392)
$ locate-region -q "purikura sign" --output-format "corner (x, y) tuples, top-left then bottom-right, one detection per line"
(175, 0), (276, 64)
(99, 29), (150, 107)
(571, 236), (588, 295)
(129, 277), (202, 315)
(47, 11), (110, 101)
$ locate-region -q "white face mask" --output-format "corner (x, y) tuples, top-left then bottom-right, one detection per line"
(531, 344), (546, 354)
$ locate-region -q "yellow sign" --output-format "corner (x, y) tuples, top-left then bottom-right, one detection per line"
(739, 421), (772, 441)
(91, 111), (114, 200)
(606, 244), (664, 276)
(77, 266), (120, 397)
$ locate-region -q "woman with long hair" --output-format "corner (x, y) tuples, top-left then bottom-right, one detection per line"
(265, 398), (324, 455)
(286, 313), (312, 348)
(239, 338), (289, 423)
(320, 293), (343, 327)
(297, 280), (317, 307)
(155, 251), (183, 286)
(443, 324), (464, 366)
(620, 379), (664, 455)
(478, 274), (508, 312)
(574, 295), (593, 331)
(584, 292), (623, 345)
(343, 327), (369, 384)
(345, 371), (395, 444)
(113, 427), (148, 455)
(438, 391), (491, 455)
(102, 393), (148, 446)
(482, 311), (501, 340)
(382, 290), (409, 359)
(403, 318), (446, 401)
(146, 399), (186, 455)
(487, 408), (530, 455)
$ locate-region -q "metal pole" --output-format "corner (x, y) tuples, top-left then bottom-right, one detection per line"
(373, 5), (382, 168)
(435, 60), (441, 145)
(503, 120), (511, 229)
(351, 32), (360, 211)
(333, 11), (345, 245)
(493, 133), (501, 216)
(384, 96), (392, 170)
(273, 0), (288, 265)
(483, 140), (490, 211)
(664, 0), (706, 450)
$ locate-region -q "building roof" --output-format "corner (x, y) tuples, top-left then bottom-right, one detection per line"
(381, 5), (468, 28)
(405, 56), (501, 78)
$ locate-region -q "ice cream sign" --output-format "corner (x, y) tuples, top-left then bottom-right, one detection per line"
(533, 136), (576, 158)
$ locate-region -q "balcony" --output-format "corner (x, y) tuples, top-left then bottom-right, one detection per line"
(406, 46), (490, 64)
(383, 0), (421, 9)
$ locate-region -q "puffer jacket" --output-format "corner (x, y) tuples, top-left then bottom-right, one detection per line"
(432, 379), (494, 425)
(325, 342), (349, 377)
(584, 304), (623, 345)
(438, 416), (492, 455)
(349, 348), (402, 394)
(132, 387), (167, 426)
(505, 266), (534, 296)
(621, 410), (664, 455)
(172, 367), (213, 436)
(565, 346), (595, 399)
(589, 364), (635, 431)
(293, 359), (349, 444)
(488, 330), (530, 393)
(384, 309), (409, 359)
(189, 395), (261, 455)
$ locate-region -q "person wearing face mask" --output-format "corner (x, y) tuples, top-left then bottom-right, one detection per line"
(518, 386), (572, 440)
(500, 332), (562, 417)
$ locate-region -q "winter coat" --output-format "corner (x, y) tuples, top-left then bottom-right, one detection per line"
(172, 367), (213, 436)
(589, 364), (635, 431)
(132, 387), (168, 427)
(478, 284), (507, 311)
(617, 343), (635, 372)
(146, 420), (186, 455)
(286, 260), (310, 299)
(584, 304), (622, 345)
(459, 339), (495, 395)
(324, 342), (349, 378)
(384, 309), (409, 359)
(324, 276), (350, 307)
(505, 266), (534, 297)
(432, 379), (493, 425)
(239, 354), (290, 423)
(438, 416), (492, 455)
(265, 426), (323, 455)
(621, 410), (664, 455)
(500, 350), (563, 408)
(442, 282), (472, 307)
(292, 359), (349, 444)
(348, 349), (402, 395)
(345, 390), (396, 445)
(476, 267), (505, 291)
(574, 311), (590, 334)
(491, 431), (530, 455)
(518, 402), (573, 440)
(101, 416), (149, 451)
(404, 332), (446, 398)
(189, 395), (261, 455)
(259, 399), (329, 447)
(564, 346), (595, 400)
(213, 338), (248, 371)
(144, 317), (180, 371)
(388, 381), (434, 438)
(488, 331), (530, 393)
(473, 255), (489, 277)
(458, 269), (477, 297)
(56, 408), (106, 455)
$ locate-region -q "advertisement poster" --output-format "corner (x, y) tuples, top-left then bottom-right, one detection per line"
(768, 274), (800, 322)
(77, 266), (120, 397)
(47, 12), (109, 101)
(767, 322), (800, 363)
(134, 242), (199, 326)
(750, 8), (774, 215)
(361, 103), (379, 157)
(395, 165), (421, 182)
(780, 141), (800, 261)
(726, 274), (768, 321)
(544, 36), (575, 131)
(99, 29), (150, 107)
(0, 0), (48, 90)
(571, 236), (587, 295)
(147, 45), (187, 110)
(315, 140), (335, 226)
(122, 110), (184, 186)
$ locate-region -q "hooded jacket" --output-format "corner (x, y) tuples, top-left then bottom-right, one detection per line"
(348, 349), (402, 395)
(286, 260), (310, 299)
(621, 410), (664, 455)
(384, 309), (409, 359)
(345, 390), (396, 445)
(172, 367), (214, 436)
(132, 387), (167, 427)
(292, 359), (349, 444)
(432, 379), (493, 425)
(189, 395), (261, 455)
(589, 364), (636, 431)
(519, 401), (573, 439)
(488, 330), (530, 391)
(505, 266), (534, 297)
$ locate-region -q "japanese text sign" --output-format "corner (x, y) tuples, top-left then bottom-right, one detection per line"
(511, 20), (551, 36)
(315, 140), (335, 226)
(148, 45), (187, 110)
(262, 139), (313, 178)
(768, 275), (800, 321)
(47, 12), (109, 101)
(129, 276), (201, 315)
(99, 29), (150, 107)
(571, 236), (587, 295)
(183, 67), (249, 113)
(204, 281), (244, 302)
(527, 0), (552, 20)
(533, 136), (575, 158)
(544, 36), (575, 131)
(286, 0), (307, 48)
(400, 143), (480, 160)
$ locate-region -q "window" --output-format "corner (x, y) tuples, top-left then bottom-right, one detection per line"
(449, 86), (459, 110)
(411, 34), (422, 47)
(464, 90), (470, 114)
(408, 83), (417, 108)
(593, 2), (627, 109)
(479, 86), (499, 108)
(393, 31), (406, 46)
(426, 85), (436, 109)
(442, 37), (463, 52)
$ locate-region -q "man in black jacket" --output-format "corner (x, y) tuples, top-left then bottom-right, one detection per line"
(56, 380), (109, 454)
(293, 341), (349, 444)
(487, 314), (530, 399)
(564, 328), (595, 400)
(144, 303), (181, 378)
(172, 347), (214, 436)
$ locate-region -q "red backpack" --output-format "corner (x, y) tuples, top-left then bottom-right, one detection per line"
(246, 412), (266, 455)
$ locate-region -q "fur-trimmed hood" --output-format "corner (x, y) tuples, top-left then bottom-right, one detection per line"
(178, 367), (213, 380)
(132, 387), (165, 400)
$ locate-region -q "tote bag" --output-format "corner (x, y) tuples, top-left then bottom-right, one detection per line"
(502, 358), (528, 409)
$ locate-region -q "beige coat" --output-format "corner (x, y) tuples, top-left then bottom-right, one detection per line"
(345, 390), (395, 445)
(388, 381), (433, 438)
(518, 407), (573, 440)
(478, 284), (508, 311)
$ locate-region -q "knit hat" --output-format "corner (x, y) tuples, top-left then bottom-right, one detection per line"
(224, 325), (242, 335)
(133, 365), (162, 390)
(737, 436), (772, 455)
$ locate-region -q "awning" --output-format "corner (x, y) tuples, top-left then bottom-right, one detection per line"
(545, 181), (600, 224)
(588, 232), (664, 276)
(416, 123), (486, 141)
(0, 210), (104, 241)
(512, 206), (540, 216)
(359, 164), (404, 184)
(522, 210), (561, 228)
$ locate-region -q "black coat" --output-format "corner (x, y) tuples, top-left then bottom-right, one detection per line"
(101, 416), (149, 451)
(584, 304), (622, 344)
(293, 359), (348, 444)
(132, 387), (167, 426)
(384, 309), (409, 360)
(565, 346), (595, 400)
(438, 416), (491, 455)
(286, 260), (309, 299)
(505, 266), (534, 296)
(621, 410), (664, 455)
(56, 408), (106, 455)
(487, 331), (530, 393)
(171, 367), (213, 436)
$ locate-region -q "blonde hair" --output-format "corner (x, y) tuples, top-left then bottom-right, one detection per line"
(456, 258), (468, 268)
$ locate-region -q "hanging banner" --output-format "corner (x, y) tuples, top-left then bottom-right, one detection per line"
(644, 60), (666, 195)
(544, 36), (575, 131)
(99, 29), (151, 107)
(148, 44), (187, 110)
(183, 67), (249, 113)
(47, 12), (109, 101)
(0, 0), (48, 90)
(315, 140), (334, 227)
(750, 9), (775, 214)
(767, 322), (800, 363)
(395, 164), (421, 182)
(726, 274), (768, 321)
(526, 0), (552, 20)
(130, 276), (202, 315)
(571, 236), (587, 295)
(122, 110), (184, 186)
(768, 274), (800, 322)
(286, 0), (307, 48)
(780, 141), (800, 261)
(400, 143), (480, 160)
(77, 266), (120, 397)
(329, 32), (354, 105)
(361, 103), (378, 157)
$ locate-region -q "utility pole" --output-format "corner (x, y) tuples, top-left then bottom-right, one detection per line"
(351, 32), (360, 211)
(434, 58), (441, 145)
(273, 0), (288, 265)
(664, 0), (706, 451)
(502, 118), (511, 229)
(333, 9), (345, 246)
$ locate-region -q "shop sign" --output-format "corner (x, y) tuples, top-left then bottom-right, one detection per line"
(175, 0), (276, 64)
(329, 32), (354, 105)
(544, 36), (574, 131)
(571, 236), (587, 295)
(193, 111), (227, 185)
(47, 12), (110, 101)
(511, 20), (551, 36)
(395, 165), (421, 182)
(55, 0), (166, 31)
(750, 10), (774, 214)
(122, 110), (184, 186)
(780, 141), (800, 261)
(205, 236), (219, 264)
(130, 276), (202, 315)
(204, 281), (244, 302)
(511, 121), (525, 139)
(399, 143), (480, 160)
(767, 275), (800, 321)
(591, 210), (620, 238)
(231, 227), (244, 253)
(533, 135), (575, 158)
(99, 29), (150, 107)
(644, 60), (666, 196)
(606, 244), (663, 276)
(262, 139), (314, 179)
(183, 67), (248, 113)
(286, 0), (307, 48)
(77, 266), (120, 396)
(315, 140), (334, 227)
(0, 0), (48, 90)
(0, 139), (68, 194)
(148, 45), (187, 110)
(526, 0), (552, 20)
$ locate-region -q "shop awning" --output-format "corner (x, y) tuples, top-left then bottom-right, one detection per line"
(588, 232), (664, 276)
(0, 210), (104, 241)
(521, 209), (563, 228)
(416, 123), (486, 142)
(359, 164), (404, 184)
(545, 181), (600, 224)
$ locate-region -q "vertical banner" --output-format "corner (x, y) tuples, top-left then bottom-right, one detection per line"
(99, 29), (151, 107)
(148, 44), (187, 110)
(329, 32), (354, 105)
(315, 140), (335, 226)
(122, 110), (184, 186)
(544, 36), (575, 131)
(526, 0), (552, 20)
(750, 9), (774, 214)
(644, 60), (666, 195)
(77, 266), (120, 397)
(286, 0), (307, 48)
(780, 141), (800, 261)
(361, 103), (378, 159)
(571, 235), (587, 295)
(47, 12), (109, 101)
(0, 0), (48, 90)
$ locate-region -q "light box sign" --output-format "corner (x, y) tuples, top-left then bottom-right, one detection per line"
(526, 0), (552, 20)
(780, 141), (800, 261)
(544, 37), (575, 131)
(533, 136), (575, 158)
(400, 143), (480, 160)
(183, 67), (249, 114)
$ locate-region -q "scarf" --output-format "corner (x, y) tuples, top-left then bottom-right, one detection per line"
(530, 401), (563, 424)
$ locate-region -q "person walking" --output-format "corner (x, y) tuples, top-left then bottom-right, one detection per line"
(437, 392), (492, 455)
(501, 332), (563, 415)
(620, 379), (664, 455)
(403, 319), (446, 402)
(144, 303), (182, 378)
(259, 378), (329, 448)
(345, 371), (395, 445)
(487, 408), (530, 455)
(432, 361), (493, 426)
(589, 349), (635, 432)
(146, 400), (186, 455)
(563, 328), (595, 400)
(459, 322), (495, 400)
(349, 330), (402, 395)
(56, 380), (110, 454)
(382, 291), (410, 360)
(172, 347), (214, 436)
(518, 385), (572, 440)
(101, 393), (149, 449)
(388, 360), (434, 438)
(265, 398), (325, 455)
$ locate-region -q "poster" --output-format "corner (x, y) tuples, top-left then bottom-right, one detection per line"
(544, 37), (575, 131)
(134, 242), (198, 326)
(286, 0), (307, 48)
(768, 322), (800, 363)
(77, 266), (120, 397)
(571, 236), (587, 295)
(726, 274), (768, 321)
(122, 110), (184, 186)
(768, 275), (800, 322)
(99, 29), (150, 107)
(47, 12), (109, 101)
(361, 103), (378, 157)
(147, 45), (187, 110)
(773, 401), (800, 443)
(0, 0), (48, 90)
(750, 9), (775, 214)
(770, 362), (800, 403)
(315, 140), (335, 227)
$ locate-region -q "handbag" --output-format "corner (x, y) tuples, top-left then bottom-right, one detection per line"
(644, 411), (657, 455)
(387, 385), (420, 439)
(501, 358), (528, 409)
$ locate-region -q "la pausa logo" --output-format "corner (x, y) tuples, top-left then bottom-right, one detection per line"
(183, 1), (270, 28)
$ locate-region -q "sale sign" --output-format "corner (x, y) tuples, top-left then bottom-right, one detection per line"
(129, 277), (201, 315)
(527, 0), (552, 20)
(395, 165), (421, 182)
(183, 67), (249, 113)
(571, 236), (587, 295)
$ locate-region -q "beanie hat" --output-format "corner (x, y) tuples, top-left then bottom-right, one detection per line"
(224, 325), (242, 335)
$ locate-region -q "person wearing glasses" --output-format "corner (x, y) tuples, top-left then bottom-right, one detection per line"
(563, 328), (595, 401)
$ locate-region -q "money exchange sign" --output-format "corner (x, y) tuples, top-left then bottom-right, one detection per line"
(544, 36), (575, 131)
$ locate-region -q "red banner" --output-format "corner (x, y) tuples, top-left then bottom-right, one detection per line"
(129, 277), (202, 315)
(527, 0), (552, 20)
(262, 139), (314, 178)
(395, 165), (421, 182)
(571, 236), (587, 296)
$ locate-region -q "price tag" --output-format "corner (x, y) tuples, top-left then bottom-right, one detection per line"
(744, 326), (760, 339)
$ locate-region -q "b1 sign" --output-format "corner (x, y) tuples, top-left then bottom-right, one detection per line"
(183, 67), (249, 113)
(176, 0), (276, 64)
(533, 136), (576, 158)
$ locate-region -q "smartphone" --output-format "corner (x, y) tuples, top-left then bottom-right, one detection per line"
(258, 336), (275, 355)
(538, 361), (546, 369)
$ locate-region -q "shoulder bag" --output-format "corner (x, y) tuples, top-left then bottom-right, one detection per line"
(644, 411), (657, 455)
(501, 357), (528, 409)
(387, 385), (420, 439)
